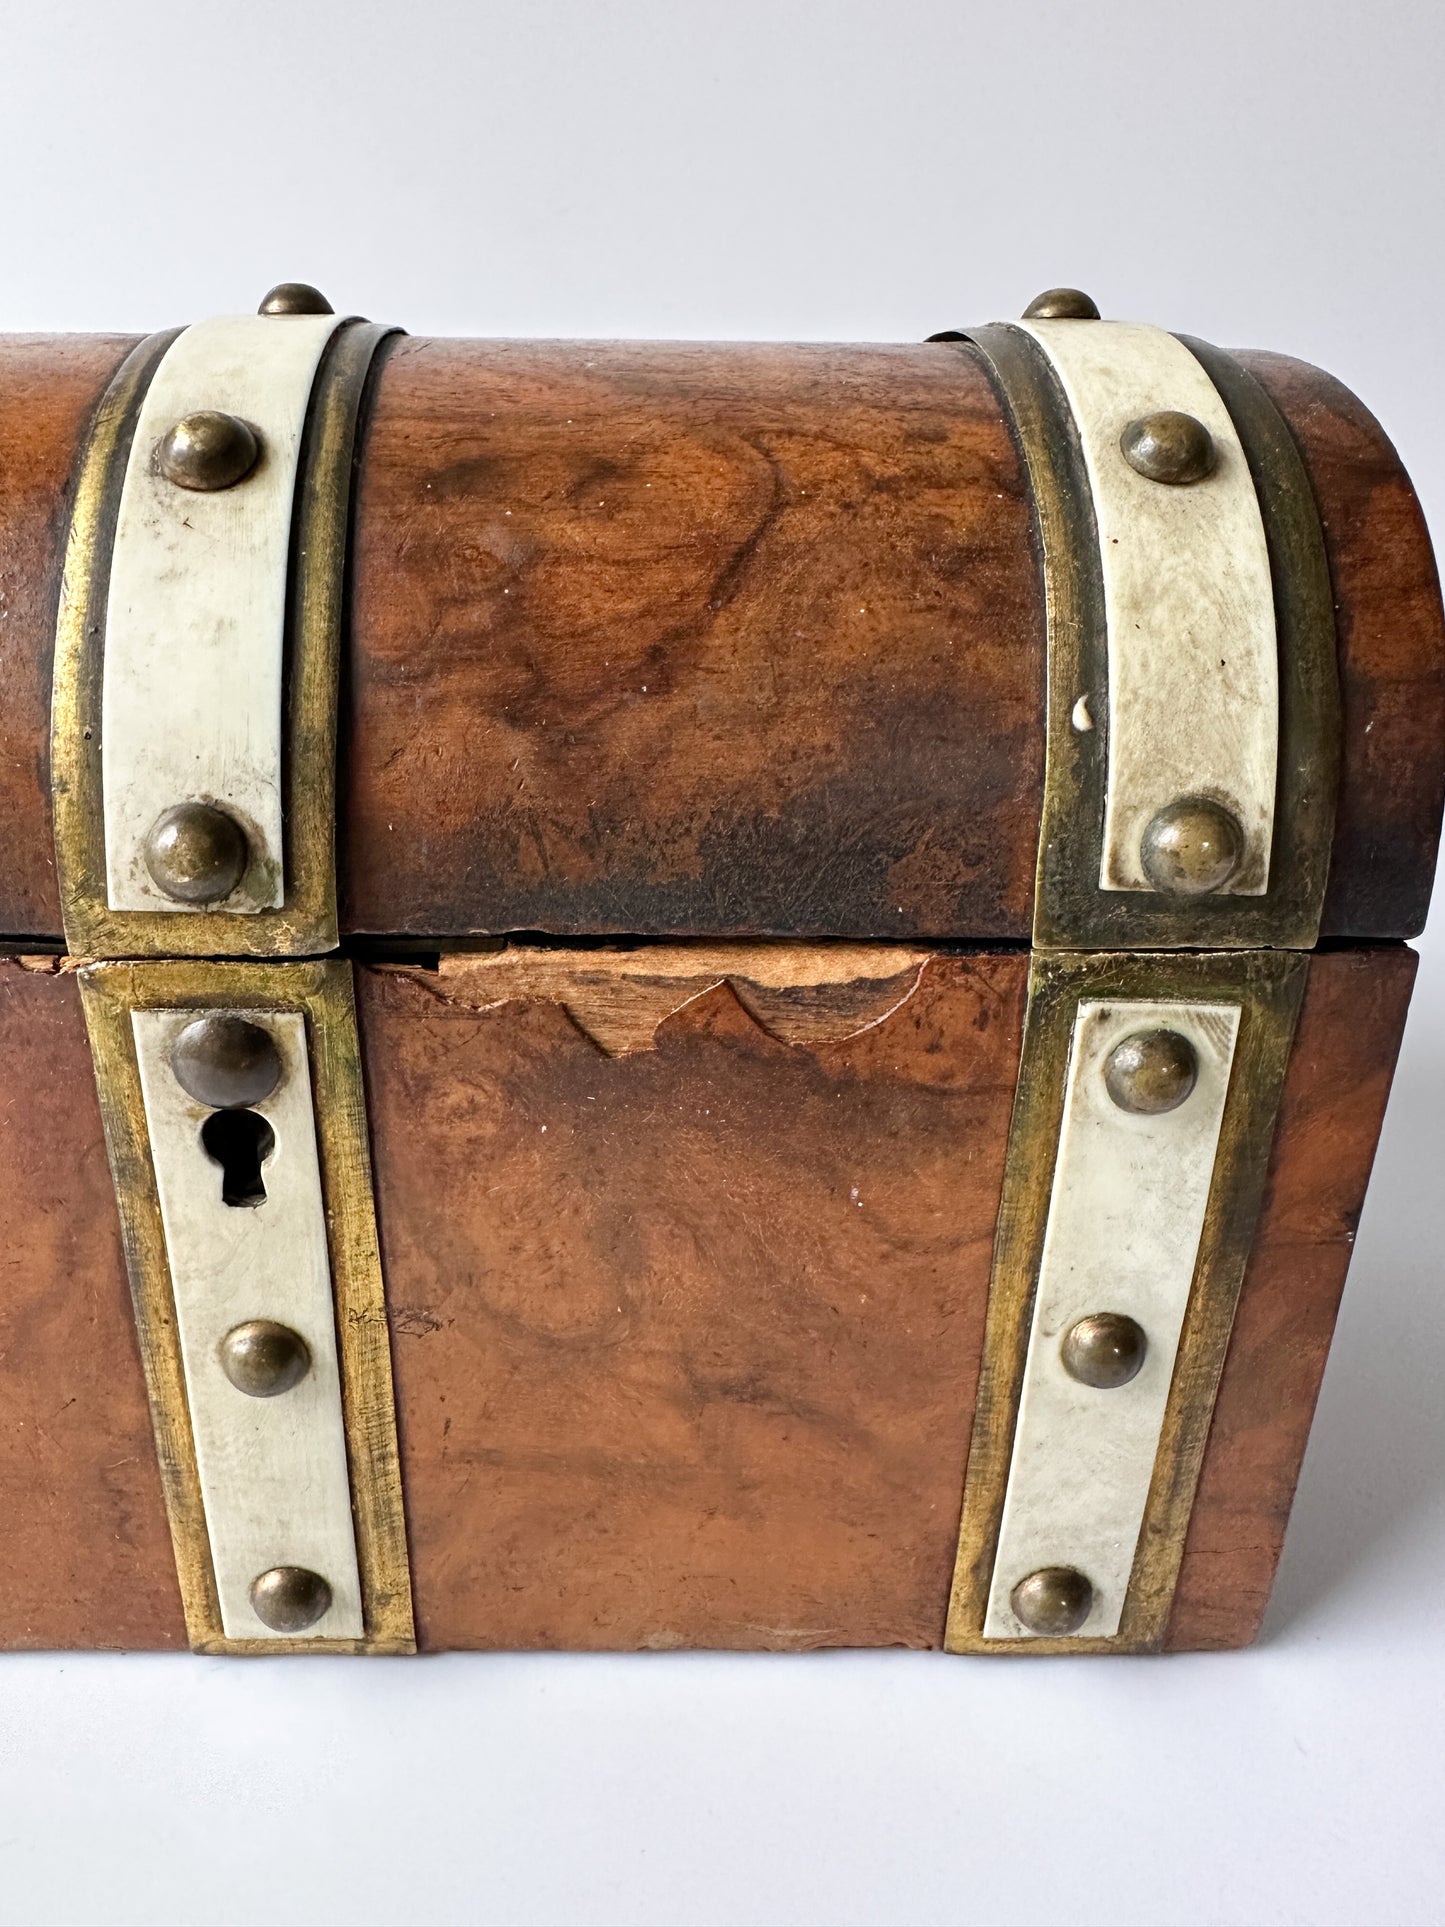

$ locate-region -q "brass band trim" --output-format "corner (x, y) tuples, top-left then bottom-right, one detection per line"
(961, 323), (1339, 951)
(79, 959), (415, 1655)
(51, 320), (396, 959)
(944, 947), (1306, 1654)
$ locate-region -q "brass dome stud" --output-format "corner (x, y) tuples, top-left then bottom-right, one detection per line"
(142, 801), (249, 904)
(1022, 287), (1100, 320)
(219, 1321), (311, 1399)
(1120, 409), (1217, 485)
(257, 282), (334, 316)
(1140, 796), (1244, 897)
(1104, 1028), (1198, 1116)
(170, 1014), (282, 1109)
(1010, 1566), (1095, 1637)
(249, 1566), (333, 1634)
(1061, 1313), (1148, 1390)
(154, 410), (260, 492)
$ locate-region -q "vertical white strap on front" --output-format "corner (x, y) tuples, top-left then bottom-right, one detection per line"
(984, 998), (1239, 1639)
(1017, 320), (1277, 896)
(101, 315), (343, 912)
(132, 1009), (363, 1640)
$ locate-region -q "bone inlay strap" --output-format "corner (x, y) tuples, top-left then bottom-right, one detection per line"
(984, 997), (1239, 1640)
(1016, 319), (1278, 897)
(132, 1009), (364, 1640)
(101, 314), (343, 913)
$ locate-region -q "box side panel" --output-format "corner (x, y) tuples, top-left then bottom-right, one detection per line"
(0, 959), (185, 1648)
(1166, 944), (1417, 1650)
(359, 949), (1028, 1650)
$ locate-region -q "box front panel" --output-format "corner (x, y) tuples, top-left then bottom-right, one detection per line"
(0, 941), (1416, 1653)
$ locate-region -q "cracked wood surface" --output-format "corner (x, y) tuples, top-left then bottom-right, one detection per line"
(430, 941), (935, 1053)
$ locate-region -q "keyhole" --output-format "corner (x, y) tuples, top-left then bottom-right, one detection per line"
(200, 1109), (276, 1208)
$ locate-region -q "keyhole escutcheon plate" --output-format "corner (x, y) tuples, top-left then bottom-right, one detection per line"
(129, 1005), (363, 1641)
(75, 959), (414, 1655)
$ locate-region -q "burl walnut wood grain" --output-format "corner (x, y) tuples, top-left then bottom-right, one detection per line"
(1238, 353), (1445, 939)
(0, 336), (138, 939)
(1166, 945), (1416, 1650)
(0, 959), (184, 1648)
(360, 948), (1030, 1649)
(433, 940), (936, 1053)
(343, 339), (1047, 941)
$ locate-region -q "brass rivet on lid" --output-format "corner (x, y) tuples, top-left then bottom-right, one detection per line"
(170, 1014), (282, 1109)
(142, 801), (249, 904)
(219, 1320), (312, 1399)
(257, 282), (334, 316)
(1022, 287), (1100, 320)
(1120, 409), (1217, 485)
(249, 1566), (333, 1634)
(154, 410), (260, 492)
(1061, 1312), (1148, 1389)
(1104, 1028), (1199, 1115)
(1010, 1566), (1094, 1636)
(1140, 796), (1244, 896)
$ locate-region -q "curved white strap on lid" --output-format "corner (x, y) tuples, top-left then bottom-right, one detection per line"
(1018, 319), (1278, 896)
(101, 313), (343, 912)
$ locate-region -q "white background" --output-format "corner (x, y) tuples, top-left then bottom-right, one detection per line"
(2, 4), (1443, 1923)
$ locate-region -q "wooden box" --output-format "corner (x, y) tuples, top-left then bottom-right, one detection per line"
(1, 286), (1440, 1654)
